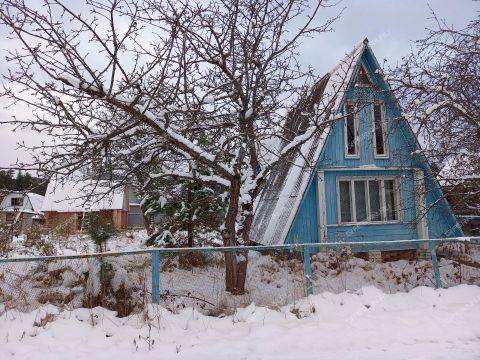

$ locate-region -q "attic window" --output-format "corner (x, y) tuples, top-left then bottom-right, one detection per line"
(373, 103), (387, 157)
(355, 64), (372, 86)
(11, 197), (23, 207)
(344, 104), (359, 157)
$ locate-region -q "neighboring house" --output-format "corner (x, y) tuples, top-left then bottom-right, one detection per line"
(42, 179), (144, 232)
(251, 39), (463, 251)
(0, 192), (45, 231)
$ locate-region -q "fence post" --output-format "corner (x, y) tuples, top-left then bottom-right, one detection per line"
(303, 245), (313, 296)
(151, 250), (160, 304)
(429, 240), (442, 289)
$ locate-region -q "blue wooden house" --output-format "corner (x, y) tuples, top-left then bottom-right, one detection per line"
(251, 39), (463, 251)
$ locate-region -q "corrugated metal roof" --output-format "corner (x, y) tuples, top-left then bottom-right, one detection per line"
(250, 39), (368, 245)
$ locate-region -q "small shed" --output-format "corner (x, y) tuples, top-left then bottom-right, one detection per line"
(0, 192), (45, 231)
(42, 179), (129, 232)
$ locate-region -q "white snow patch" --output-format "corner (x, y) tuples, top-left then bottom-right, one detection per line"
(1, 285), (480, 359)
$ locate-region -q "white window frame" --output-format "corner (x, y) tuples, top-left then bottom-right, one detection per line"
(344, 103), (360, 159)
(371, 101), (388, 158)
(336, 176), (402, 225)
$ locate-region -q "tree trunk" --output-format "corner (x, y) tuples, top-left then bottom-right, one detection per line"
(142, 213), (155, 236)
(187, 181), (194, 247)
(222, 176), (249, 294)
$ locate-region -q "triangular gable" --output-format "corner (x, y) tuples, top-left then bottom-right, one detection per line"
(355, 63), (373, 86)
(250, 39), (368, 245)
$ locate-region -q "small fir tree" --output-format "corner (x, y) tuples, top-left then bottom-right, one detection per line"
(144, 178), (226, 247)
(86, 213), (117, 252)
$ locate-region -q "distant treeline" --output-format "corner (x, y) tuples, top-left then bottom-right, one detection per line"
(0, 170), (48, 196)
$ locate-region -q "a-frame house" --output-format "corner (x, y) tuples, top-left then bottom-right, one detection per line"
(251, 38), (463, 250)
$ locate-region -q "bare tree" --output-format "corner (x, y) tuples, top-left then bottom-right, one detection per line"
(389, 10), (480, 215)
(0, 0), (345, 293)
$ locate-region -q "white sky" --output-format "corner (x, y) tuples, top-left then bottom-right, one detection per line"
(0, 0), (478, 169)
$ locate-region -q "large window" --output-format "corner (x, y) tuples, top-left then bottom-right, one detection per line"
(337, 177), (401, 224)
(373, 103), (387, 157)
(344, 104), (359, 157)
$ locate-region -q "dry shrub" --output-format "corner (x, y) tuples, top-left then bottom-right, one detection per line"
(325, 247), (354, 274)
(37, 290), (75, 306)
(178, 252), (208, 270)
(269, 249), (303, 263)
(40, 268), (64, 287)
(25, 223), (49, 242)
(81, 261), (145, 317)
(51, 217), (78, 238)
(178, 252), (211, 270)
(160, 256), (176, 272)
(0, 223), (16, 256)
(33, 312), (57, 327)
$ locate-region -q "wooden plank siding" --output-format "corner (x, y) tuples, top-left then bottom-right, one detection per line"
(285, 48), (463, 247)
(45, 209), (128, 232)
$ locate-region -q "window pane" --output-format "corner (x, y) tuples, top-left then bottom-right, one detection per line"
(339, 181), (352, 222)
(373, 104), (385, 155)
(384, 179), (397, 221)
(345, 105), (356, 155)
(354, 181), (367, 222)
(369, 180), (382, 221)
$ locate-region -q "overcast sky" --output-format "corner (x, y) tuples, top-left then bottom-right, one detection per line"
(0, 0), (478, 170)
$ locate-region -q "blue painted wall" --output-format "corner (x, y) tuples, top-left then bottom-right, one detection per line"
(285, 46), (463, 247)
(285, 175), (319, 244)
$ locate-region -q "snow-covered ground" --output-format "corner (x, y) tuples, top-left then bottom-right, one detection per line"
(1, 285), (480, 360)
(7, 230), (151, 257)
(2, 232), (480, 358)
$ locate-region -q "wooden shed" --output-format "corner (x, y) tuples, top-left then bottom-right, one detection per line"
(42, 179), (129, 232)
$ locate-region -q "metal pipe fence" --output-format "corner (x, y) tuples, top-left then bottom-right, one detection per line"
(0, 237), (479, 316)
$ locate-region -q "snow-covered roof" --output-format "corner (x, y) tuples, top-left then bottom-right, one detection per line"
(250, 39), (368, 245)
(0, 192), (45, 215)
(42, 179), (126, 212)
(27, 193), (45, 213)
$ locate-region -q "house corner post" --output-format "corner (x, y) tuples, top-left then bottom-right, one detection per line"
(151, 250), (161, 304)
(316, 171), (327, 242)
(303, 245), (313, 296)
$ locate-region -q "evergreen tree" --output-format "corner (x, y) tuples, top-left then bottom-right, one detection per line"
(14, 171), (25, 191)
(0, 170), (48, 196)
(145, 177), (226, 247)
